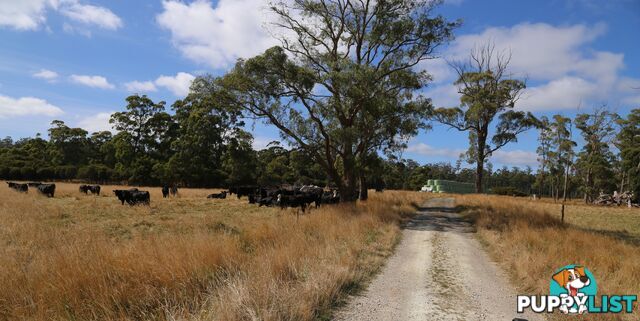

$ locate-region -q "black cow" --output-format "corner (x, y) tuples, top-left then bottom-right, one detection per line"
(6, 182), (28, 193)
(162, 185), (169, 198)
(79, 184), (101, 195)
(114, 189), (138, 204)
(276, 193), (309, 213)
(321, 190), (340, 204)
(27, 182), (43, 187)
(35, 183), (56, 198)
(299, 186), (323, 208)
(258, 196), (276, 207)
(207, 191), (227, 199)
(229, 186), (258, 199)
(170, 185), (178, 196)
(113, 188), (149, 205)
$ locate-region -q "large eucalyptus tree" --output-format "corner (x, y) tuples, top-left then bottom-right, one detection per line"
(209, 0), (458, 201)
(430, 44), (539, 193)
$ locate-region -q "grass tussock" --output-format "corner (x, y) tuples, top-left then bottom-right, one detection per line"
(457, 194), (640, 320)
(0, 182), (428, 321)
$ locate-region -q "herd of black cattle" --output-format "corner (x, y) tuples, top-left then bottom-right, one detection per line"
(6, 182), (56, 197)
(221, 185), (341, 212)
(5, 182), (342, 211)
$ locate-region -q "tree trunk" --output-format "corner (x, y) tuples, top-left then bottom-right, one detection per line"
(475, 159), (484, 193)
(340, 157), (359, 202)
(359, 174), (368, 201)
(475, 136), (486, 193)
(539, 171), (545, 198)
(561, 163), (570, 223)
(584, 168), (592, 204)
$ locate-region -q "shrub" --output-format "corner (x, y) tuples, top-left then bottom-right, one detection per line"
(490, 186), (529, 197)
(77, 164), (114, 182)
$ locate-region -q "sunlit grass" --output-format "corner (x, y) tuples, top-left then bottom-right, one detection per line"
(0, 182), (429, 321)
(457, 194), (640, 321)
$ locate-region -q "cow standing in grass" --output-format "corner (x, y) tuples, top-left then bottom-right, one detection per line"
(113, 188), (149, 205)
(6, 182), (28, 193)
(79, 184), (101, 195)
(162, 185), (169, 198)
(276, 193), (308, 213)
(35, 184), (56, 198)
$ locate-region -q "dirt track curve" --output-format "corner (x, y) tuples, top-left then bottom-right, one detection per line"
(334, 197), (543, 321)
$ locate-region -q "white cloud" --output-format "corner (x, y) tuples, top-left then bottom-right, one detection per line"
(0, 94), (64, 118)
(0, 0), (50, 30)
(124, 80), (157, 93)
(407, 143), (538, 167)
(62, 21), (91, 37)
(156, 0), (278, 69)
(518, 77), (599, 111)
(77, 112), (113, 133)
(33, 68), (59, 81)
(70, 74), (115, 89)
(0, 0), (121, 31)
(618, 77), (640, 93)
(59, 1), (122, 30)
(419, 58), (455, 84)
(426, 83), (460, 108)
(155, 72), (195, 96)
(449, 23), (609, 81)
(406, 143), (465, 158)
(252, 136), (279, 150)
(492, 150), (538, 167)
(422, 22), (633, 112)
(624, 95), (640, 106)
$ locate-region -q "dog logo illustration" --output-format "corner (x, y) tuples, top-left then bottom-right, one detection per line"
(518, 264), (636, 315)
(550, 264), (597, 314)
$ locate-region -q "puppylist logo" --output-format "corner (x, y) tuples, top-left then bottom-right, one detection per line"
(517, 264), (638, 315)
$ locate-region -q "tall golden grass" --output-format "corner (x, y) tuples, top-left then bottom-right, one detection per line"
(0, 182), (427, 321)
(457, 194), (640, 320)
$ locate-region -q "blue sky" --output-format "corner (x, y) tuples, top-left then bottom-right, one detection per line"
(1, 0), (639, 169)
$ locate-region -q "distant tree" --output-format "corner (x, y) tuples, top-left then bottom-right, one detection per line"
(110, 95), (174, 184)
(211, 0), (458, 201)
(256, 144), (292, 186)
(288, 149), (326, 186)
(169, 77), (244, 186)
(535, 116), (553, 196)
(548, 115), (576, 221)
(48, 120), (89, 166)
(110, 95), (170, 156)
(430, 44), (538, 192)
(574, 107), (619, 203)
(222, 130), (258, 186)
(87, 131), (114, 165)
(616, 108), (640, 201)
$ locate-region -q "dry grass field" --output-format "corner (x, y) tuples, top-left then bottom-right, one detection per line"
(0, 182), (429, 321)
(457, 194), (640, 320)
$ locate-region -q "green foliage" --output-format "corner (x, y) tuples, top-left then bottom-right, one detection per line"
(222, 131), (258, 186)
(168, 77), (245, 187)
(430, 44), (538, 192)
(48, 120), (90, 165)
(491, 186), (529, 197)
(77, 164), (113, 182)
(209, 0), (458, 201)
(574, 108), (619, 203)
(617, 109), (640, 201)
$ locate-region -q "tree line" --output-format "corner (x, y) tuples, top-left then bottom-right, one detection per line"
(0, 99), (537, 194)
(1, 1), (637, 203)
(534, 107), (640, 203)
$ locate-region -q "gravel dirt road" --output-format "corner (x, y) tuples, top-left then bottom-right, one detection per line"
(334, 197), (543, 321)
